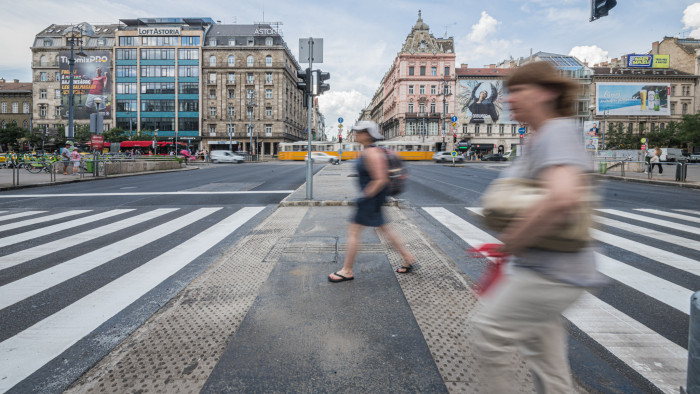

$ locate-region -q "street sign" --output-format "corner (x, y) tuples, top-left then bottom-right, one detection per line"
(338, 124), (343, 128)
(452, 122), (457, 127)
(641, 144), (647, 150)
(518, 127), (526, 134)
(641, 138), (647, 143)
(451, 151), (458, 157)
(338, 117), (343, 123)
(451, 116), (458, 122)
(298, 38), (324, 64)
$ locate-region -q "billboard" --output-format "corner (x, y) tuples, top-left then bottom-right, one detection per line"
(626, 54), (670, 68)
(596, 82), (670, 116)
(583, 121), (600, 151)
(458, 80), (515, 124)
(59, 50), (111, 119)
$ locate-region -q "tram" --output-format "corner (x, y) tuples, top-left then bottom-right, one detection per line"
(376, 141), (435, 160)
(278, 141), (362, 161)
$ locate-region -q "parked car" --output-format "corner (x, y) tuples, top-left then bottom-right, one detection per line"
(659, 148), (685, 162)
(304, 152), (339, 164)
(210, 150), (245, 163)
(432, 151), (465, 163)
(481, 153), (509, 162)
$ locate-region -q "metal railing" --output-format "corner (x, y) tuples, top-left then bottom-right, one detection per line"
(593, 157), (696, 183)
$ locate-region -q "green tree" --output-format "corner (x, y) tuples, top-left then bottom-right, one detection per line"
(102, 127), (129, 143)
(74, 124), (92, 142)
(0, 122), (26, 151)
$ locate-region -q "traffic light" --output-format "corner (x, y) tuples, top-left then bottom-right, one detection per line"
(315, 70), (330, 95)
(338, 135), (342, 143)
(591, 0), (616, 21)
(297, 68), (311, 108)
(453, 134), (457, 143)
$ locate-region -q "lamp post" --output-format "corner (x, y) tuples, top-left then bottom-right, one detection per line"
(441, 79), (452, 151)
(67, 23), (93, 143)
(153, 128), (159, 155)
(246, 91), (257, 158)
(228, 110), (233, 152)
(93, 96), (103, 137)
(602, 110), (608, 150)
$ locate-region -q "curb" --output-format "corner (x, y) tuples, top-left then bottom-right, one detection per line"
(0, 166), (197, 192)
(278, 199), (399, 207)
(604, 175), (700, 189)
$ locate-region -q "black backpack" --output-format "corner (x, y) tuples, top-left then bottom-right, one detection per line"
(380, 148), (406, 196)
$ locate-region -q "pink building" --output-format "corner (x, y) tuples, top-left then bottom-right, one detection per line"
(379, 11), (456, 150)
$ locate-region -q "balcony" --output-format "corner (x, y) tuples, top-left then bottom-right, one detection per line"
(405, 112), (442, 119)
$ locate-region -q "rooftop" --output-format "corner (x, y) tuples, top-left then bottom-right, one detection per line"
(591, 67), (692, 76)
(0, 79), (32, 93)
(456, 68), (512, 77)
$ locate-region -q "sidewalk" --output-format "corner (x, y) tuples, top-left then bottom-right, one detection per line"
(600, 161), (700, 189)
(66, 161), (578, 394)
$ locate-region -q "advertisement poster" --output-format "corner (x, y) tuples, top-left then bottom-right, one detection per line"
(59, 50), (111, 119)
(583, 121), (600, 151)
(596, 82), (670, 116)
(458, 80), (514, 124)
(626, 54), (670, 68)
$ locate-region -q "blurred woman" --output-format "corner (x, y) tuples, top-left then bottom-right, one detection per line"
(649, 146), (663, 178)
(472, 62), (604, 393)
(328, 121), (415, 283)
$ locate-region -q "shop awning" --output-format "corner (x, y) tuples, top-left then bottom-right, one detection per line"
(119, 141), (154, 148)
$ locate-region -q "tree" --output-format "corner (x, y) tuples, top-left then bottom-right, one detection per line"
(74, 124), (91, 142)
(102, 127), (129, 143)
(0, 122), (26, 151)
(605, 123), (638, 149)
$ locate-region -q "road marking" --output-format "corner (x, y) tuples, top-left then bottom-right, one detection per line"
(0, 211), (45, 223)
(593, 216), (700, 252)
(0, 191), (294, 198)
(0, 210), (91, 232)
(674, 209), (700, 216)
(0, 206), (264, 393)
(0, 209), (177, 270)
(0, 208), (221, 310)
(635, 208), (700, 224)
(0, 209), (133, 249)
(424, 207), (687, 391)
(597, 209), (700, 234)
(590, 228), (700, 275)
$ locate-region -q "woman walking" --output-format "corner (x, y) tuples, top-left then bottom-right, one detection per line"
(328, 121), (415, 283)
(649, 146), (663, 178)
(472, 62), (604, 393)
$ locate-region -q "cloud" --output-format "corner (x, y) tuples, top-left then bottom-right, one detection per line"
(682, 2), (700, 38)
(569, 45), (609, 65)
(544, 7), (589, 23)
(467, 12), (500, 42)
(318, 90), (369, 133)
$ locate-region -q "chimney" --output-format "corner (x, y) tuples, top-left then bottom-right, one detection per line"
(489, 64), (496, 69)
(460, 63), (468, 69)
(13, 79), (19, 83)
(0, 78), (5, 84)
(652, 41), (659, 54)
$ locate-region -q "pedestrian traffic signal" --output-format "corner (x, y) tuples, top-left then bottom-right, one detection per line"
(338, 135), (342, 143)
(297, 68), (311, 108)
(453, 134), (457, 143)
(591, 0), (616, 21)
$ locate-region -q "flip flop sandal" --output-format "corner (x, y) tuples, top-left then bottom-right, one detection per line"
(396, 264), (414, 274)
(328, 272), (354, 283)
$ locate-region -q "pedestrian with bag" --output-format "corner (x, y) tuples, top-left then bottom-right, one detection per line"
(649, 146), (663, 178)
(60, 143), (71, 175)
(472, 61), (605, 393)
(328, 121), (415, 283)
(70, 147), (81, 175)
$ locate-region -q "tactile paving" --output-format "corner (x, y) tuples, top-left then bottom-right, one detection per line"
(65, 207), (309, 394)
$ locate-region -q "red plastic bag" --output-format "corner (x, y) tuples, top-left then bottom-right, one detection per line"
(467, 243), (510, 296)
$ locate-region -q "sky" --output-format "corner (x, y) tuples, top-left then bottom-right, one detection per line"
(1, 0), (699, 138)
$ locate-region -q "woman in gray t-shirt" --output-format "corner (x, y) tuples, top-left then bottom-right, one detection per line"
(472, 61), (603, 393)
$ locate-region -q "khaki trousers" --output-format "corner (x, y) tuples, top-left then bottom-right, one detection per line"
(472, 267), (584, 394)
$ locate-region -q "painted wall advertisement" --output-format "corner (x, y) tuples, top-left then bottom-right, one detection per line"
(458, 80), (515, 124)
(59, 50), (111, 119)
(596, 82), (670, 116)
(583, 121), (600, 151)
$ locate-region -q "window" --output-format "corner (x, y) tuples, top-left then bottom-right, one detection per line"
(671, 102), (676, 114)
(228, 106), (235, 117)
(247, 108), (253, 118)
(23, 120), (28, 128)
(266, 107), (272, 117)
(209, 125), (216, 136)
(40, 72), (47, 81)
(209, 107), (216, 116)
(463, 124), (469, 134)
(660, 123), (665, 132)
(39, 105), (47, 117)
(209, 39), (217, 47)
(55, 72), (60, 81)
(181, 36), (201, 46)
(431, 67), (436, 76)
(430, 102), (436, 113)
(209, 73), (216, 84)
(228, 89), (235, 99)
(228, 55), (235, 66)
(408, 85), (414, 94)
(266, 37), (273, 46)
(178, 117), (197, 131)
(407, 122), (416, 135)
(247, 37), (254, 46)
(266, 55), (272, 66)
(650, 122), (656, 132)
(247, 73), (254, 84)
(409, 66), (414, 76)
(420, 66), (426, 76)
(0, 102), (5, 113)
(140, 49), (175, 60)
(209, 55), (216, 66)
(228, 72), (235, 83)
(178, 100), (198, 112)
(683, 103), (688, 115)
(408, 102), (414, 113)
(141, 65), (175, 77)
(40, 89), (47, 99)
(671, 85), (676, 96)
(178, 48), (199, 60)
(116, 99), (137, 112)
(486, 124), (492, 135)
(265, 72), (272, 84)
(419, 85), (425, 94)
(445, 67), (450, 76)
(179, 82), (198, 94)
(23, 102), (29, 113)
(430, 85), (436, 95)
(247, 89), (254, 98)
(247, 55), (254, 66)
(209, 89), (216, 99)
(511, 125), (517, 135)
(627, 123), (633, 133)
(141, 100), (176, 112)
(142, 36), (179, 46)
(499, 124), (504, 135)
(428, 122), (438, 135)
(229, 39), (236, 46)
(141, 82), (175, 94)
(247, 125), (253, 136)
(43, 39), (53, 47)
(419, 103), (426, 113)
(116, 48), (137, 60)
(266, 88), (272, 99)
(54, 90), (61, 99)
(228, 123), (235, 134)
(266, 124), (272, 136)
(118, 36), (137, 46)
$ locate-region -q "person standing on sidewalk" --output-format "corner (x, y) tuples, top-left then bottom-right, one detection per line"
(649, 146), (663, 178)
(60, 143), (71, 175)
(70, 147), (81, 175)
(328, 121), (415, 283)
(472, 61), (604, 393)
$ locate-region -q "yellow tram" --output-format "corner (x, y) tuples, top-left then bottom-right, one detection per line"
(278, 142), (362, 161)
(376, 141), (435, 160)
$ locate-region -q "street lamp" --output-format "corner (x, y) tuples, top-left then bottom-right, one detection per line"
(228, 108), (234, 152)
(93, 96), (103, 136)
(441, 79), (452, 150)
(153, 128), (159, 154)
(67, 23), (94, 143)
(246, 91), (257, 158)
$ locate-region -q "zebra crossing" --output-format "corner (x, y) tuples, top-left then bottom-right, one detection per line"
(423, 206), (699, 394)
(0, 206), (265, 393)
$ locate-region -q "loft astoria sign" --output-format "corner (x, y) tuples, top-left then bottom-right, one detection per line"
(138, 27), (181, 36)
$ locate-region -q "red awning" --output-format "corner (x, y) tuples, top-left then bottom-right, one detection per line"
(120, 141), (154, 148)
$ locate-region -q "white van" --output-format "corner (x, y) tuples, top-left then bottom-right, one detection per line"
(659, 148), (684, 162)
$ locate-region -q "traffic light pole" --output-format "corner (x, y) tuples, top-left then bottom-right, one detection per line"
(306, 38), (314, 200)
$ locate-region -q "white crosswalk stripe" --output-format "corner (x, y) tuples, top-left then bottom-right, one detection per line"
(636, 208), (700, 224)
(0, 210), (91, 232)
(0, 206), (264, 393)
(424, 206), (694, 393)
(0, 210), (45, 223)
